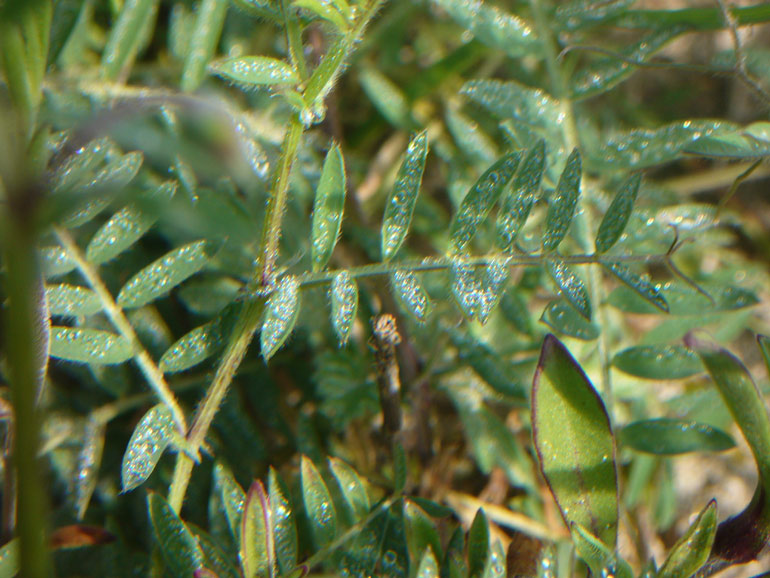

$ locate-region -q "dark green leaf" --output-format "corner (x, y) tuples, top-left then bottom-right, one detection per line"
(180, 0), (228, 92)
(403, 500), (442, 566)
(329, 457), (370, 521)
(240, 480), (274, 578)
(300, 456), (337, 548)
(613, 345), (701, 379)
(546, 260), (591, 320)
(311, 143), (346, 271)
(540, 299), (599, 341)
(601, 261), (668, 312)
(381, 130), (428, 261)
(445, 106), (497, 165)
(46, 284), (101, 316)
(189, 524), (241, 578)
(117, 240), (216, 309)
(542, 149), (581, 252)
(619, 419), (735, 455)
(554, 0), (634, 30)
(570, 523), (632, 578)
(595, 173), (641, 254)
(448, 152), (520, 255)
(656, 500), (717, 578)
(268, 468), (297, 575)
(214, 463), (245, 542)
(210, 56), (298, 87)
(607, 281), (756, 315)
(330, 271), (358, 347)
(391, 270), (431, 321)
(50, 327), (132, 365)
(101, 0), (160, 81)
(121, 404), (177, 492)
(148, 493), (205, 577)
(75, 417), (105, 520)
(532, 335), (618, 546)
(0, 538), (19, 577)
(468, 508), (489, 578)
(261, 275), (301, 361)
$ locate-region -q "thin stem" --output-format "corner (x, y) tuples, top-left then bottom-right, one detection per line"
(167, 299), (264, 512)
(54, 227), (188, 434)
(281, 0), (308, 80)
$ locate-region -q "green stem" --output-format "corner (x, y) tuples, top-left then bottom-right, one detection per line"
(281, 0), (308, 80)
(167, 299), (264, 512)
(54, 227), (188, 434)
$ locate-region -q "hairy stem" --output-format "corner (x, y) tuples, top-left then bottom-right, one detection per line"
(54, 227), (188, 434)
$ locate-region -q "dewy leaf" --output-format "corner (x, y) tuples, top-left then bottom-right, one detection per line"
(546, 260), (591, 320)
(240, 480), (274, 578)
(554, 0), (634, 30)
(268, 468), (297, 575)
(191, 525), (241, 578)
(448, 152), (520, 255)
(496, 139), (545, 252)
(433, 0), (539, 57)
(311, 143), (346, 271)
(381, 130), (429, 261)
(601, 261), (668, 313)
(45, 284), (101, 316)
(607, 281), (756, 315)
(540, 299), (600, 341)
(482, 540), (506, 578)
(261, 275), (301, 361)
(612, 345), (701, 380)
(415, 549), (439, 578)
(0, 538), (19, 577)
(148, 493), (205, 577)
(451, 261), (483, 321)
(50, 327), (133, 365)
(619, 419), (735, 455)
(329, 457), (370, 521)
(391, 270), (431, 321)
(403, 500), (442, 565)
(117, 240), (216, 309)
(542, 149), (581, 252)
(478, 257), (510, 324)
(330, 271), (358, 347)
(86, 180), (177, 265)
(214, 463), (246, 542)
(40, 246), (76, 277)
(570, 523), (632, 578)
(210, 56), (299, 87)
(180, 0), (228, 92)
(101, 0), (160, 80)
(301, 456), (337, 549)
(359, 68), (410, 128)
(656, 500), (717, 578)
(121, 404), (176, 492)
(532, 335), (618, 546)
(75, 417), (106, 520)
(294, 0), (348, 31)
(53, 138), (112, 195)
(445, 105), (498, 166)
(594, 173), (641, 254)
(468, 508), (490, 578)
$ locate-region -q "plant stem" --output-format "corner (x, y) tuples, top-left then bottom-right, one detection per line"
(167, 299), (264, 512)
(281, 0), (307, 80)
(54, 227), (188, 434)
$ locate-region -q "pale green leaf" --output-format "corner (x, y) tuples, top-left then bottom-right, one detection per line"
(619, 419), (735, 455)
(50, 327), (132, 364)
(0, 538), (19, 578)
(381, 130), (429, 261)
(554, 0), (634, 30)
(214, 463), (246, 542)
(415, 549), (439, 578)
(261, 276), (301, 361)
(532, 335), (618, 546)
(240, 480), (274, 578)
(482, 541), (506, 578)
(268, 468), (297, 575)
(595, 173), (641, 254)
(445, 105), (497, 165)
(571, 523), (632, 578)
(391, 270), (431, 321)
(148, 493), (205, 577)
(656, 500), (717, 578)
(121, 404), (176, 492)
(178, 276), (241, 316)
(294, 0), (348, 31)
(40, 246), (76, 277)
(607, 281), (756, 315)
(75, 417), (105, 520)
(211, 56), (298, 87)
(52, 138), (112, 194)
(601, 261), (668, 312)
(101, 0), (159, 80)
(116, 240), (216, 309)
(448, 152), (521, 255)
(330, 271), (358, 347)
(540, 299), (599, 341)
(613, 345), (701, 379)
(45, 284), (101, 316)
(180, 0), (228, 91)
(329, 457), (370, 521)
(546, 260), (591, 320)
(542, 148), (581, 252)
(359, 67), (410, 127)
(301, 456), (337, 548)
(311, 143), (346, 271)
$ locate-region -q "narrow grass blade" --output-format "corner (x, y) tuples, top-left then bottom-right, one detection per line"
(542, 149), (581, 252)
(261, 276), (301, 361)
(50, 327), (132, 365)
(311, 143), (346, 271)
(595, 173), (641, 254)
(121, 404), (176, 492)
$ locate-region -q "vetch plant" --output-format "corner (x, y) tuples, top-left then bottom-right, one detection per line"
(1, 0), (770, 576)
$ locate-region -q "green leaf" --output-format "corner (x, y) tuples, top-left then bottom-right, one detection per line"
(656, 500), (717, 578)
(101, 0), (160, 81)
(759, 334), (770, 376)
(121, 404), (177, 492)
(415, 550), (439, 578)
(329, 457), (370, 521)
(180, 0), (228, 92)
(403, 500), (442, 566)
(613, 345), (701, 379)
(214, 463), (246, 542)
(359, 68), (410, 128)
(300, 456), (337, 549)
(86, 181), (177, 265)
(190, 524), (241, 578)
(0, 538), (19, 578)
(496, 140), (545, 252)
(445, 106), (497, 166)
(607, 281), (756, 315)
(546, 260), (591, 320)
(261, 275), (301, 361)
(75, 417), (105, 520)
(311, 143), (346, 271)
(685, 121), (770, 158)
(619, 419), (735, 455)
(117, 240), (216, 309)
(468, 508), (490, 578)
(433, 0), (539, 57)
(178, 277), (241, 316)
(532, 335), (618, 546)
(210, 56), (299, 87)
(53, 138), (112, 195)
(330, 271), (358, 347)
(570, 523), (632, 578)
(391, 270), (431, 321)
(554, 0), (634, 30)
(542, 149), (581, 252)
(482, 540), (506, 578)
(393, 440), (407, 493)
(40, 246), (76, 277)
(240, 480), (274, 578)
(595, 173), (641, 254)
(451, 261), (483, 321)
(451, 331), (528, 399)
(294, 0), (348, 31)
(148, 493), (205, 577)
(50, 327), (133, 365)
(45, 284), (101, 316)
(268, 468), (297, 575)
(448, 152), (521, 255)
(540, 299), (599, 341)
(160, 301), (242, 373)
(601, 261), (668, 312)
(478, 257), (510, 324)
(381, 130), (429, 261)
